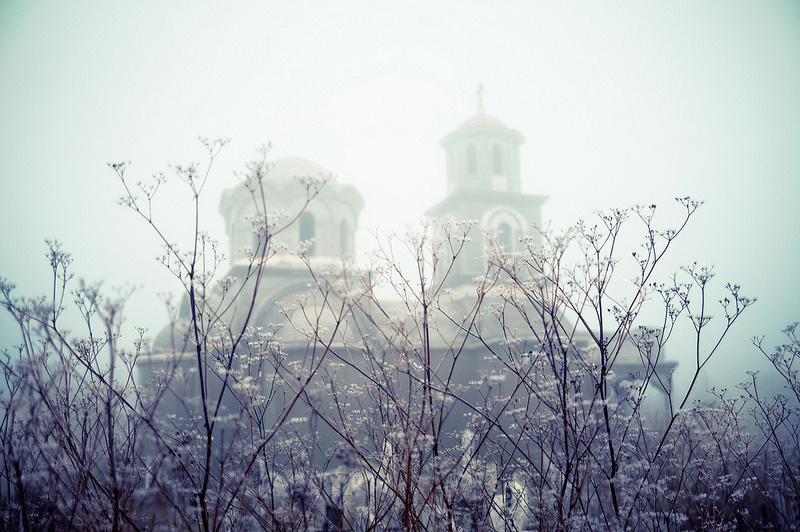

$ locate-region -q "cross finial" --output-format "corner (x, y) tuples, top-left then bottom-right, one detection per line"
(476, 82), (485, 114)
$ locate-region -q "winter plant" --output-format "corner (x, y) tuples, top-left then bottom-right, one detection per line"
(0, 142), (795, 531)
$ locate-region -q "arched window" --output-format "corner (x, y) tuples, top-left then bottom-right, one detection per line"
(300, 212), (316, 255)
(244, 221), (263, 258)
(340, 219), (350, 256)
(497, 222), (512, 251)
(466, 144), (477, 175)
(492, 144), (503, 174)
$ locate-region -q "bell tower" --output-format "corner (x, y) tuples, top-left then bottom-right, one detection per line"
(441, 84), (525, 195)
(426, 86), (547, 284)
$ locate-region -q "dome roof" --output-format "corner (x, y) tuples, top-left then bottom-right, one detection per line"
(441, 112), (522, 147)
(265, 157), (332, 185)
(457, 113), (507, 130)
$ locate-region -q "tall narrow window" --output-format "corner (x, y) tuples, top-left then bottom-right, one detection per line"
(466, 144), (477, 175)
(492, 144), (503, 174)
(340, 219), (350, 256)
(497, 222), (512, 251)
(300, 212), (316, 255)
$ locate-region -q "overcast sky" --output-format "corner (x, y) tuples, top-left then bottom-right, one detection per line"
(1, 1), (798, 390)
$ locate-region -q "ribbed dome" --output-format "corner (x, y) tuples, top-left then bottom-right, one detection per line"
(457, 113), (507, 130)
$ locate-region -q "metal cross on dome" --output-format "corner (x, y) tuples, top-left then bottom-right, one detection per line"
(476, 82), (485, 115)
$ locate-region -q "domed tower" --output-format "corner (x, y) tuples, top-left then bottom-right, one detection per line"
(143, 158), (365, 435)
(219, 157), (364, 265)
(440, 111), (524, 195)
(150, 157), (364, 356)
(426, 88), (547, 284)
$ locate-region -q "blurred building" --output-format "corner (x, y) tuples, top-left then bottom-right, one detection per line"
(426, 106), (547, 284)
(140, 103), (675, 531)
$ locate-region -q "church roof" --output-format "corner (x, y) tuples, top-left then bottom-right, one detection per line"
(457, 113), (507, 130)
(441, 112), (524, 147)
(219, 157), (364, 221)
(261, 157), (332, 186)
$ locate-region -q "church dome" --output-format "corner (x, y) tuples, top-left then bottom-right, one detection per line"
(219, 155), (364, 264)
(263, 157), (332, 185)
(457, 113), (507, 130)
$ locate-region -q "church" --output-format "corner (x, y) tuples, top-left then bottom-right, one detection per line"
(146, 97), (558, 390)
(218, 95), (549, 308)
(140, 99), (675, 530)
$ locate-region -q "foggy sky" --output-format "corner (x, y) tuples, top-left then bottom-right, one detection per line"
(1, 1), (799, 391)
